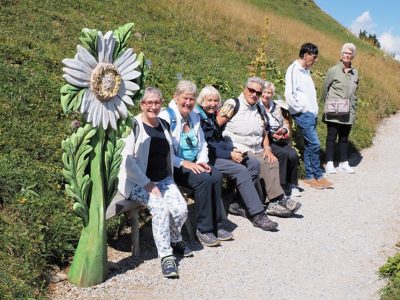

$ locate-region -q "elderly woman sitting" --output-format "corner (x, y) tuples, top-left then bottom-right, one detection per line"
(196, 85), (278, 231)
(159, 80), (232, 247)
(118, 87), (190, 279)
(261, 81), (302, 203)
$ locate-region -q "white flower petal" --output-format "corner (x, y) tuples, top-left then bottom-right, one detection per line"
(63, 74), (89, 87)
(124, 80), (140, 92)
(63, 67), (90, 82)
(62, 58), (93, 76)
(102, 103), (109, 130)
(116, 54), (137, 75)
(103, 31), (116, 64)
(113, 48), (134, 69)
(119, 60), (141, 76)
(120, 94), (134, 106)
(80, 90), (92, 114)
(97, 31), (106, 63)
(114, 97), (128, 119)
(121, 70), (141, 81)
(77, 45), (98, 69)
(120, 83), (133, 96)
(108, 108), (117, 130)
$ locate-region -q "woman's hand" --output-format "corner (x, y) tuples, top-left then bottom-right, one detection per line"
(231, 150), (244, 164)
(182, 160), (209, 174)
(263, 147), (277, 163)
(144, 181), (162, 197)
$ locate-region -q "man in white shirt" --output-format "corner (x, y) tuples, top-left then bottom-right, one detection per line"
(285, 42), (332, 189)
(218, 77), (300, 218)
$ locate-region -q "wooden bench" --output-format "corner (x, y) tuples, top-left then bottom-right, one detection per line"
(106, 191), (196, 256)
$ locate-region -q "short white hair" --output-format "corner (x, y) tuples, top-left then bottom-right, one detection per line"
(197, 85), (221, 106)
(341, 42), (356, 57)
(174, 80), (197, 96)
(140, 87), (163, 103)
(264, 81), (276, 94)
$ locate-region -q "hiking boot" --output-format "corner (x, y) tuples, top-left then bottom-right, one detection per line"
(161, 255), (178, 278)
(316, 177), (333, 189)
(252, 212), (278, 231)
(217, 228), (233, 241)
(228, 202), (247, 218)
(325, 161), (337, 174)
(171, 240), (193, 257)
(338, 161), (355, 174)
(303, 178), (324, 189)
(265, 201), (292, 217)
(196, 230), (221, 247)
(280, 195), (302, 214)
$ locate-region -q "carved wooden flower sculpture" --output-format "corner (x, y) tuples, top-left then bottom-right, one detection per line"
(62, 30), (141, 129)
(60, 23), (148, 288)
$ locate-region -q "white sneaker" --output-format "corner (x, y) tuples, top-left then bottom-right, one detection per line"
(338, 161), (355, 174)
(291, 186), (302, 197)
(325, 161), (336, 174)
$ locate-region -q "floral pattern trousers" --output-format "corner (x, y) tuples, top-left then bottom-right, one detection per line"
(128, 176), (188, 258)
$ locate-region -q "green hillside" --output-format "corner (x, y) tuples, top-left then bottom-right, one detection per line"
(1, 0), (399, 297)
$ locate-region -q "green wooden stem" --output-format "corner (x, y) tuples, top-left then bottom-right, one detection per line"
(68, 128), (107, 287)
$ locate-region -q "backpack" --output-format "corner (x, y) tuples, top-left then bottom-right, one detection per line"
(166, 107), (177, 132)
(231, 98), (268, 127)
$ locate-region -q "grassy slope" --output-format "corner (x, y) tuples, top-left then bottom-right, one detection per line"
(0, 0), (399, 298)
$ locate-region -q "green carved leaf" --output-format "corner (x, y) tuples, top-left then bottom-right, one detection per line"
(117, 115), (133, 139)
(104, 130), (125, 205)
(60, 84), (85, 114)
(61, 124), (96, 226)
(131, 52), (147, 103)
(79, 28), (98, 58)
(73, 202), (89, 226)
(113, 23), (135, 61)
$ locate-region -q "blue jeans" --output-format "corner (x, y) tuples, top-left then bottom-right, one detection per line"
(292, 112), (323, 180)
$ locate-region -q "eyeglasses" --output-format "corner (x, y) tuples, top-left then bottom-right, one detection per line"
(246, 87), (263, 97)
(142, 100), (162, 107)
(186, 136), (198, 148)
(342, 52), (353, 56)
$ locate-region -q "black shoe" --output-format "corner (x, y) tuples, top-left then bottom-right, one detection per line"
(252, 212), (278, 231)
(217, 228), (233, 241)
(161, 256), (178, 278)
(171, 240), (193, 257)
(228, 202), (247, 218)
(196, 230), (221, 247)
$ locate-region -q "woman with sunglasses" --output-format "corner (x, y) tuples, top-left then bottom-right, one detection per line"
(118, 87), (190, 279)
(159, 80), (232, 247)
(196, 85), (278, 231)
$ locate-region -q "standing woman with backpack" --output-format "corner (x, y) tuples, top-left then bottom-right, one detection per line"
(158, 80), (233, 247)
(322, 43), (359, 174)
(117, 87), (191, 279)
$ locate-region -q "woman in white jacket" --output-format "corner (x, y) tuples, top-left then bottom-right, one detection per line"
(159, 80), (232, 247)
(118, 87), (190, 279)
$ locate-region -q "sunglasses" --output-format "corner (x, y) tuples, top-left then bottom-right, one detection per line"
(186, 136), (198, 148)
(246, 86), (263, 97)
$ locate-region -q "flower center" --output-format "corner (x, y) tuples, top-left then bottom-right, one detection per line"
(90, 63), (122, 102)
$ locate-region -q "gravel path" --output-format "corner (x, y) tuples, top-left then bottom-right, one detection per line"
(50, 115), (400, 300)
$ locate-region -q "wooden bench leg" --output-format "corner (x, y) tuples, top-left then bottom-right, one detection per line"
(129, 208), (140, 257)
